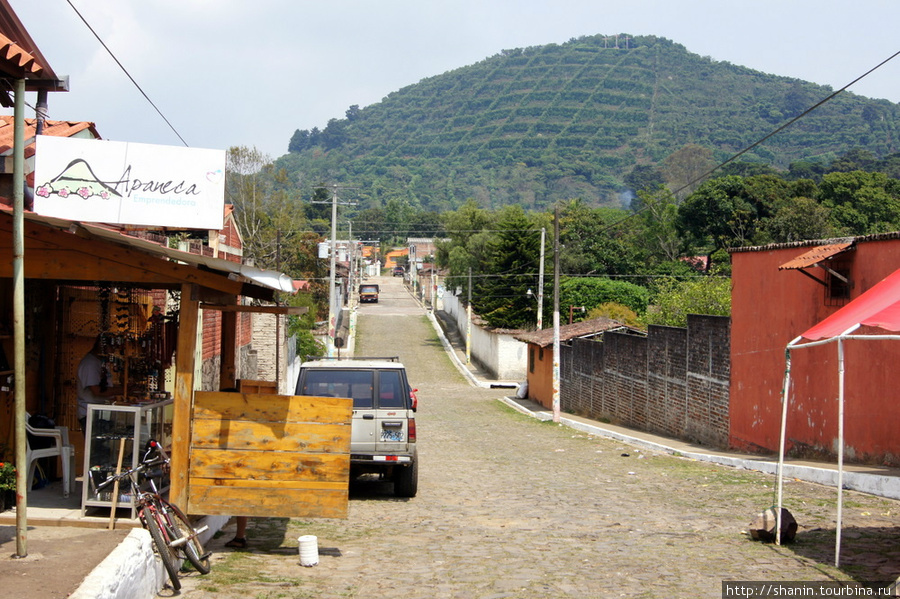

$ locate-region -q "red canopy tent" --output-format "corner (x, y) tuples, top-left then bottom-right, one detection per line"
(776, 268), (900, 565)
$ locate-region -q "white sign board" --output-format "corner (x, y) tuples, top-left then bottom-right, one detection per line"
(33, 136), (225, 229)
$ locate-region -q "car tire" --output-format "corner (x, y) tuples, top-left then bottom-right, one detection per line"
(394, 459), (418, 498)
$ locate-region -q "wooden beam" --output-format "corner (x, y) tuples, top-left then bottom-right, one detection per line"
(200, 303), (308, 315)
(0, 216), (246, 295)
(219, 310), (237, 390)
(170, 283), (199, 511)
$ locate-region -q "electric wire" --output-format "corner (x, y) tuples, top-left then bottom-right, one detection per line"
(597, 48), (900, 235)
(65, 0), (189, 147)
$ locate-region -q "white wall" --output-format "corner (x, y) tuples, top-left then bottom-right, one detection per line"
(441, 293), (526, 381)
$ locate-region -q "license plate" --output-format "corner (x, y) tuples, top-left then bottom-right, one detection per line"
(380, 429), (404, 442)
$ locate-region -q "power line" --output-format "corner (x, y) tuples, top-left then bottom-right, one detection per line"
(599, 47), (900, 235)
(66, 0), (189, 147)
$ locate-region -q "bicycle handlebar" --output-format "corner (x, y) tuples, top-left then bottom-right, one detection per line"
(95, 439), (169, 493)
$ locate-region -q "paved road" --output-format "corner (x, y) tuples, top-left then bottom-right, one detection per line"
(181, 276), (900, 598)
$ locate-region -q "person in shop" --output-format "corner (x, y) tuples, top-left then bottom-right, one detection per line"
(76, 336), (124, 432)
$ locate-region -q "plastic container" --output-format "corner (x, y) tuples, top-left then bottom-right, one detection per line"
(298, 535), (319, 566)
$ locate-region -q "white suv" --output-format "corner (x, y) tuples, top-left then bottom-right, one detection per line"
(295, 357), (418, 497)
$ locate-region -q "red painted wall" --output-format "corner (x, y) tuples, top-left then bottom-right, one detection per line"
(730, 238), (900, 464)
(526, 343), (554, 409)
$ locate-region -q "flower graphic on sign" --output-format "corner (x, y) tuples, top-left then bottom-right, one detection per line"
(35, 159), (121, 201)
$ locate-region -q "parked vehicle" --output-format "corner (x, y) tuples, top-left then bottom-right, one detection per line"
(295, 357), (418, 497)
(392, 266), (405, 277)
(359, 283), (380, 303)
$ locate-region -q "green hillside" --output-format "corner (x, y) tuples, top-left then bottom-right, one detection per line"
(277, 34), (900, 211)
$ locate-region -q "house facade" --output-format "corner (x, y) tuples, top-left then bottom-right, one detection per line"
(730, 233), (900, 464)
(514, 317), (627, 409)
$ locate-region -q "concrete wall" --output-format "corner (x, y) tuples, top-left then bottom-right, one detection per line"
(561, 315), (730, 449)
(441, 293), (527, 381)
(731, 236), (900, 463)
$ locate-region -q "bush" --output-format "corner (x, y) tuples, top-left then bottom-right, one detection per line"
(644, 276), (731, 328)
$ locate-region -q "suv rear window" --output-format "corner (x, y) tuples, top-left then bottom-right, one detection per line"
(300, 370), (374, 408)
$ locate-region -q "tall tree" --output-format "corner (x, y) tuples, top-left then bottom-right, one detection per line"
(472, 205), (542, 329)
(226, 146), (307, 273)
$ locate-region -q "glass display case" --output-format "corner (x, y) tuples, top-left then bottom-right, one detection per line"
(81, 399), (174, 517)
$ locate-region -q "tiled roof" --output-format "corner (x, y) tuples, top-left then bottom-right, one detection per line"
(778, 241), (854, 270)
(0, 31), (44, 78)
(0, 0), (60, 83)
(513, 316), (633, 348)
(0, 116), (99, 156)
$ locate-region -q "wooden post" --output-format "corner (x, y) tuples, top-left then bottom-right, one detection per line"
(220, 311), (237, 390)
(108, 437), (127, 530)
(170, 283), (199, 510)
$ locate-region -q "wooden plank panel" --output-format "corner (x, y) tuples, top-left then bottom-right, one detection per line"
(190, 478), (347, 491)
(171, 283), (199, 510)
(189, 448), (349, 481)
(191, 419), (350, 452)
(193, 391), (351, 423)
(188, 485), (348, 519)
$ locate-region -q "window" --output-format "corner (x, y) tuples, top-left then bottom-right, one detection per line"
(302, 370), (374, 408)
(825, 261), (851, 306)
(378, 370), (405, 408)
(529, 347), (534, 373)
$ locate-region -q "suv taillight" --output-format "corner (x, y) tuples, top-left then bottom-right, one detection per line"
(408, 418), (416, 442)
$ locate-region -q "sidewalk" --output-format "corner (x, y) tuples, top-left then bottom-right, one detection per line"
(426, 304), (900, 503)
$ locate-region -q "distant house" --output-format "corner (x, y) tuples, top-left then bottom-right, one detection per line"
(514, 317), (631, 409)
(384, 248), (409, 269)
(729, 233), (900, 464)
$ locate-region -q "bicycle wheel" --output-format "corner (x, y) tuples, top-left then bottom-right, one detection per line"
(161, 499), (211, 574)
(141, 505), (182, 591)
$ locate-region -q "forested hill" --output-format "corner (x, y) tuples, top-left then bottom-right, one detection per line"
(277, 34), (900, 211)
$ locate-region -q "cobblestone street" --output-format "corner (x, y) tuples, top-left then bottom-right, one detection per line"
(180, 277), (900, 599)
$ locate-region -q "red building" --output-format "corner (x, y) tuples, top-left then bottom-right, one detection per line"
(730, 233), (900, 464)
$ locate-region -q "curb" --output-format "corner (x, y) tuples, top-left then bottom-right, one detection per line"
(71, 514), (229, 598)
(498, 397), (900, 502)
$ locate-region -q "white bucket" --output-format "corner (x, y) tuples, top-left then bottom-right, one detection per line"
(298, 535), (319, 567)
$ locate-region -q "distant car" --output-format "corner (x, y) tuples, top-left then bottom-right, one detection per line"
(295, 357), (418, 497)
(393, 266), (405, 277)
(359, 284), (379, 303)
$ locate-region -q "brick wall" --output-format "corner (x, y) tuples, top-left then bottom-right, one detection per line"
(560, 315), (730, 449)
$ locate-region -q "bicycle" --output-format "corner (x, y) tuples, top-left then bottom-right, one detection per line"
(96, 439), (211, 590)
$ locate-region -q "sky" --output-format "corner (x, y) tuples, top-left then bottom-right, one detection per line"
(8, 1), (900, 160)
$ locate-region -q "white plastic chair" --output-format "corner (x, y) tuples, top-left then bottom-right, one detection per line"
(25, 414), (74, 497)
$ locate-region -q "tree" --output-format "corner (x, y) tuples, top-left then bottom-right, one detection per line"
(557, 200), (640, 277)
(226, 146), (306, 272)
(471, 205), (542, 329)
(636, 186), (684, 263)
(764, 197), (833, 243)
(644, 276), (731, 327)
(818, 170), (900, 234)
(559, 277), (650, 317)
(676, 176), (758, 251)
(662, 144), (715, 199)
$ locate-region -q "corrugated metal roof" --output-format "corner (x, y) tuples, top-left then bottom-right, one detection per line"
(778, 242), (854, 270)
(513, 317), (635, 348)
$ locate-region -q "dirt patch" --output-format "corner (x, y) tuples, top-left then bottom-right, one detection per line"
(0, 523), (130, 599)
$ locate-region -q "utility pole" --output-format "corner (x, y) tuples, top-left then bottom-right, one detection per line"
(537, 227), (545, 330)
(311, 185), (356, 357)
(552, 206), (561, 423)
(466, 267), (472, 365)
